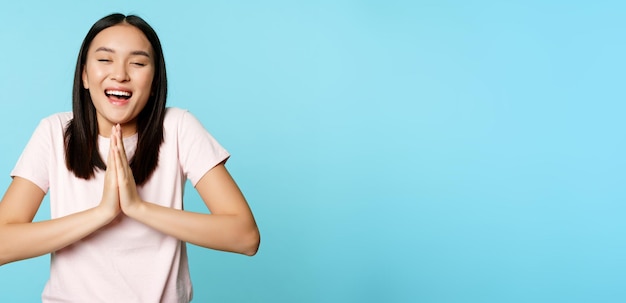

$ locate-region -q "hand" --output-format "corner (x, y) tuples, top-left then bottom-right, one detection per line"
(111, 124), (144, 215)
(99, 126), (122, 221)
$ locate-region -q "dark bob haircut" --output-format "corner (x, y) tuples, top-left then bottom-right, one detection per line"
(64, 13), (167, 185)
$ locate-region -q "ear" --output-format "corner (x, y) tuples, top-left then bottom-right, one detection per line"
(82, 66), (89, 89)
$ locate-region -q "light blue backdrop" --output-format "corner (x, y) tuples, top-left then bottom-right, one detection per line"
(1, 1), (625, 302)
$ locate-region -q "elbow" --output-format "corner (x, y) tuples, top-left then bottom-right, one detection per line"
(0, 246), (17, 267)
(0, 248), (11, 267)
(0, 237), (9, 266)
(241, 227), (260, 256)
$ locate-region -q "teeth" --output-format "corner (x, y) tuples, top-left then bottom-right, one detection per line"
(106, 90), (131, 97)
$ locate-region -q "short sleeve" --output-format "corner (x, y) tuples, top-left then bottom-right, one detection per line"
(176, 109), (230, 186)
(10, 118), (53, 193)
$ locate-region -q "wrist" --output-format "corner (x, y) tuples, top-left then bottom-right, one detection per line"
(123, 200), (146, 219)
(95, 204), (119, 225)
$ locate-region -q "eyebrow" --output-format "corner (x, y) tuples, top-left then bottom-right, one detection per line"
(95, 46), (151, 58)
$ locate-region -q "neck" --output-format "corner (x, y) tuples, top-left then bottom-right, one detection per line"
(98, 122), (137, 138)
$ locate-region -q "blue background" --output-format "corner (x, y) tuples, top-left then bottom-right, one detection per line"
(1, 1), (625, 302)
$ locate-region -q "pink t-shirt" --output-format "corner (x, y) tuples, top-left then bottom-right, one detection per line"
(11, 107), (230, 303)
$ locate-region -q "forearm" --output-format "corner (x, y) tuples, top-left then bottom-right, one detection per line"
(126, 201), (259, 256)
(0, 206), (114, 265)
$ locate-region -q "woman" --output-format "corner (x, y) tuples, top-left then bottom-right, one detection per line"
(0, 13), (259, 302)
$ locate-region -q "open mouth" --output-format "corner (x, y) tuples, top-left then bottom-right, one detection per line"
(105, 89), (132, 101)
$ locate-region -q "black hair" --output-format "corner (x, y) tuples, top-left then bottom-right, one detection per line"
(64, 13), (167, 185)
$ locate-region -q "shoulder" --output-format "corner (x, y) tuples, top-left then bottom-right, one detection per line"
(164, 107), (187, 117)
(163, 107), (204, 129)
(163, 107), (188, 125)
(39, 112), (73, 129)
(30, 112), (73, 138)
(162, 107), (224, 148)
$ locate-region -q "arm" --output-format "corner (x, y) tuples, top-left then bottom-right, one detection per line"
(112, 125), (260, 256)
(125, 164), (259, 256)
(0, 177), (117, 266)
(0, 133), (122, 266)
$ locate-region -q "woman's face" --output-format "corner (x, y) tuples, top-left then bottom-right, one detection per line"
(82, 23), (155, 137)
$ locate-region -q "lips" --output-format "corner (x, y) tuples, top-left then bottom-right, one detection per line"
(105, 88), (133, 105)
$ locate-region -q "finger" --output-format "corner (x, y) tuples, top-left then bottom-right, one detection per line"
(105, 127), (118, 194)
(107, 126), (119, 176)
(115, 124), (130, 171)
(112, 134), (127, 182)
(107, 126), (116, 168)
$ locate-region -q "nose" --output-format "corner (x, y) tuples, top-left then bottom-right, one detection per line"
(111, 62), (129, 82)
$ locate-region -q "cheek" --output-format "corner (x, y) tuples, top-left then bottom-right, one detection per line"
(131, 69), (154, 88)
(140, 71), (156, 92)
(85, 66), (106, 83)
